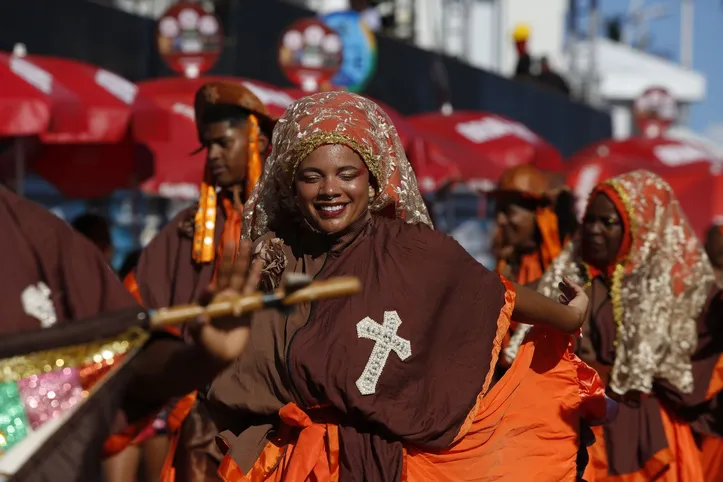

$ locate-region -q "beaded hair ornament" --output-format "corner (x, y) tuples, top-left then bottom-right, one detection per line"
(509, 170), (714, 396)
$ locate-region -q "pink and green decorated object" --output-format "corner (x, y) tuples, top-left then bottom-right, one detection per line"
(0, 329), (147, 455)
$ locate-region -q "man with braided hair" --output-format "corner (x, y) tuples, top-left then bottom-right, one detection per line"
(104, 81), (276, 482)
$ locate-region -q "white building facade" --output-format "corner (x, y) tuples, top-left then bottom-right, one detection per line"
(117, 0), (710, 144)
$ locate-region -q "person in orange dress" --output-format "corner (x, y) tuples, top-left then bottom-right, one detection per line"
(491, 165), (578, 368)
(109, 91), (610, 481)
(491, 165), (610, 480)
(522, 170), (723, 481)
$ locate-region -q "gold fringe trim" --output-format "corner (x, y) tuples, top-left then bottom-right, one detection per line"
(287, 132), (382, 186)
(602, 179), (636, 348)
(246, 115), (262, 202)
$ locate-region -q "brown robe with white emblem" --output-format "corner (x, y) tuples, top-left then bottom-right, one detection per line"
(0, 186), (138, 481)
(206, 213), (511, 479)
(0, 186), (136, 332)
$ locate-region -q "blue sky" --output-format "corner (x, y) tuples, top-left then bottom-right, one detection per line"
(589, 0), (722, 137)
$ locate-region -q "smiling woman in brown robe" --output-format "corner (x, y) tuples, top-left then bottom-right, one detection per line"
(529, 170), (723, 481)
(118, 91), (602, 481)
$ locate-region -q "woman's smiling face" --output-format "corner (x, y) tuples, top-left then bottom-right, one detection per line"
(294, 144), (372, 234)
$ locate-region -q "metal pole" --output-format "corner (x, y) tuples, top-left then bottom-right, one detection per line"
(395, 0), (415, 40)
(680, 0), (694, 68)
(568, 0), (578, 98)
(440, 0), (448, 54)
(587, 0), (599, 105)
(494, 0), (502, 72)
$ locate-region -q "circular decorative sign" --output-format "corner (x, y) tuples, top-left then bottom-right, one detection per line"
(634, 87), (678, 139)
(320, 11), (377, 93)
(156, 2), (223, 78)
(278, 18), (343, 92)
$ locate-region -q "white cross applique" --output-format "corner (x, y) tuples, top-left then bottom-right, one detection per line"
(355, 310), (412, 396)
(21, 282), (57, 328)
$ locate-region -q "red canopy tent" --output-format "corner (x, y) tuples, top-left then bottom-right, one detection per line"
(360, 97), (458, 193)
(566, 137), (720, 237)
(408, 111), (564, 191)
(0, 52), (138, 142)
(0, 51), (147, 197)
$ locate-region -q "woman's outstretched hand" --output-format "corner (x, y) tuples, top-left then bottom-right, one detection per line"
(188, 240), (263, 363)
(512, 276), (589, 333)
(558, 276), (589, 329)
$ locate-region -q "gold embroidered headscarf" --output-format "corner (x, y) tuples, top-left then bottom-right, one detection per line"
(242, 91), (431, 240)
(531, 170), (715, 395)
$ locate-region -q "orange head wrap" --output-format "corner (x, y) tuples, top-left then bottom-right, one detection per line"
(191, 81), (277, 264)
(585, 183), (633, 277)
(490, 165), (564, 283)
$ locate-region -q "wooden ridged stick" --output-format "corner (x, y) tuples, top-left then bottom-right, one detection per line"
(149, 276), (361, 328)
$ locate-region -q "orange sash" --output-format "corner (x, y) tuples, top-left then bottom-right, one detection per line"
(218, 404), (340, 482)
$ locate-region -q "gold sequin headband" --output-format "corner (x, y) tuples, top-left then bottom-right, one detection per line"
(286, 132), (383, 188)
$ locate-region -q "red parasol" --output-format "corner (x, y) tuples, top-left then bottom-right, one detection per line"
(406, 136), (461, 194)
(0, 51), (137, 142)
(364, 97), (415, 150)
(566, 137), (719, 237)
(408, 111), (564, 191)
(136, 76), (298, 199)
(0, 137), (151, 199)
(0, 51), (145, 197)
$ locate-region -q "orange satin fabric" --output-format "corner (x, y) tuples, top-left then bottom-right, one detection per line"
(699, 435), (723, 482)
(124, 271), (142, 304)
(219, 281), (602, 481)
(406, 301), (606, 481)
(193, 179), (218, 263)
(535, 206), (563, 276)
(160, 391), (199, 482)
(583, 405), (703, 482)
(705, 355), (723, 400)
(699, 355), (723, 481)
(102, 271), (179, 457)
(212, 198), (243, 283)
(218, 403), (340, 482)
(103, 412), (159, 457)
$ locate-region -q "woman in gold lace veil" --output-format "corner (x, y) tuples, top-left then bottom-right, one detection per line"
(241, 90), (430, 243)
(513, 170), (723, 481)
